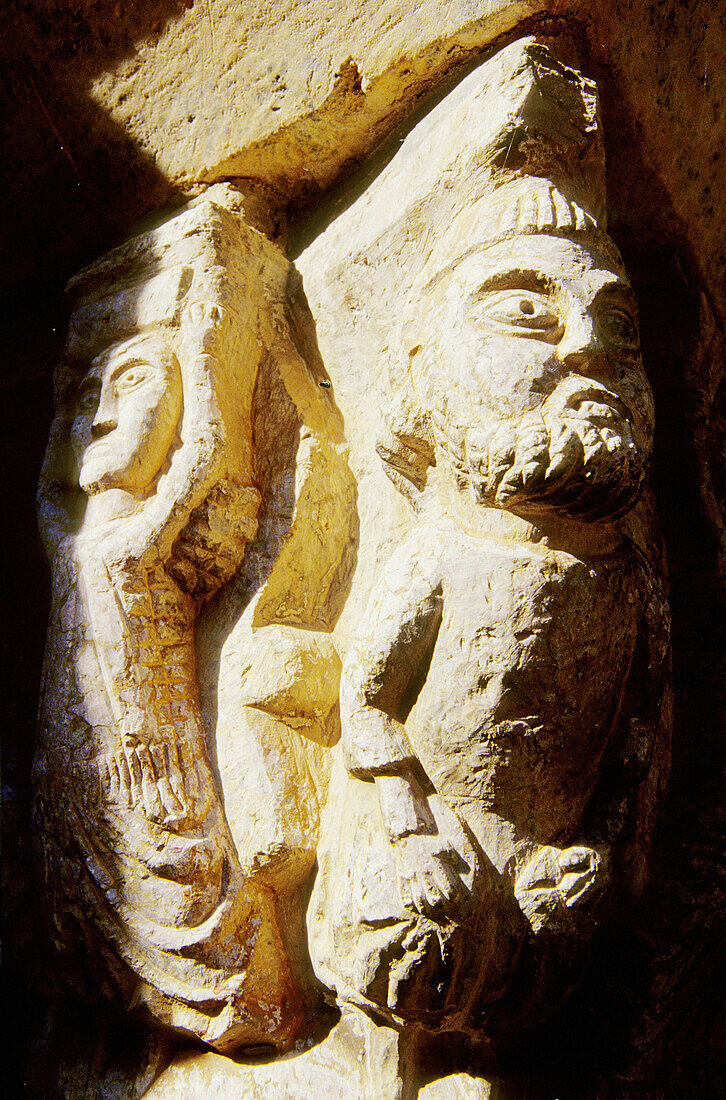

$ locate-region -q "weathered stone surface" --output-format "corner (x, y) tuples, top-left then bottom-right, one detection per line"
(2, 3), (724, 1099)
(146, 1007), (404, 1100)
(27, 33), (678, 1097)
(147, 1007), (500, 1097)
(2, 1), (723, 308)
(304, 37), (670, 1040)
(419, 1075), (493, 1099)
(33, 181), (354, 1052)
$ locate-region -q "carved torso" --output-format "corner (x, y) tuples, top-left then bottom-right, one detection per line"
(401, 520), (643, 868)
(33, 519), (305, 1048)
(311, 514), (666, 1029)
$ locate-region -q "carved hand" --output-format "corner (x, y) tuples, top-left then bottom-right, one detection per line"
(374, 772), (470, 921)
(393, 832), (470, 922)
(514, 844), (606, 933)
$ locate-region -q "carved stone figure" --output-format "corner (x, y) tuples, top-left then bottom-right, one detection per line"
(33, 186), (311, 1051)
(308, 40), (671, 1039)
(31, 33), (676, 1096)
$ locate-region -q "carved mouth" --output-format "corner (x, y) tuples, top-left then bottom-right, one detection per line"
(562, 387), (631, 424)
(83, 437), (116, 457)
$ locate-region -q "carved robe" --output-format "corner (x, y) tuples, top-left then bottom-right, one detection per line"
(310, 515), (669, 1031)
(33, 534), (304, 1050)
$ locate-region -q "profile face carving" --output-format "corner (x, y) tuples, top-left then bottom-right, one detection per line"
(70, 334), (182, 496)
(34, 189), (313, 1052)
(414, 235), (655, 521)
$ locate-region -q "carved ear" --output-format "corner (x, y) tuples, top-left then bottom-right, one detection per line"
(376, 370), (435, 503)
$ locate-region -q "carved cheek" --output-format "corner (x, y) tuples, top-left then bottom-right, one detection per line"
(482, 336), (556, 412)
(440, 336), (495, 413)
(70, 413), (96, 470)
(620, 364), (655, 445)
(121, 378), (181, 484)
(70, 414), (88, 451)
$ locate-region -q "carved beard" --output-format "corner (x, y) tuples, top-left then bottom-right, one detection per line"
(441, 381), (649, 523)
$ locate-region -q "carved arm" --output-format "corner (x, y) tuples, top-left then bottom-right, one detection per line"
(341, 540), (443, 840)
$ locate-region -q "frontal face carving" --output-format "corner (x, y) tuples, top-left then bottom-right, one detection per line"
(418, 235), (655, 521)
(69, 334), (182, 497)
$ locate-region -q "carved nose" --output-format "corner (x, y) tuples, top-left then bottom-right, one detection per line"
(91, 413), (116, 439)
(90, 385), (118, 438)
(91, 415), (115, 437)
(556, 313), (603, 373)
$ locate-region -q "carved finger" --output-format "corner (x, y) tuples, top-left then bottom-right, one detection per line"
(103, 755), (120, 803)
(543, 432), (582, 484)
(560, 874), (598, 907)
(409, 875), (431, 918)
(126, 743), (144, 809)
(150, 743), (184, 819)
(397, 871), (415, 913)
(434, 862), (468, 920)
(495, 466), (524, 503)
(148, 741), (165, 781)
(159, 777), (185, 822)
(543, 448), (576, 482)
(487, 450), (515, 494)
(179, 742), (200, 804)
(423, 880), (450, 919)
(520, 459), (546, 487)
(116, 750), (133, 809)
(559, 846), (597, 872)
(166, 742), (187, 808)
(415, 868), (450, 920)
(430, 857), (457, 899)
(191, 763), (214, 820)
(136, 746), (163, 820)
(516, 427), (548, 459)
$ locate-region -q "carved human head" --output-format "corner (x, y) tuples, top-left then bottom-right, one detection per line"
(385, 180), (655, 522)
(51, 187), (268, 498)
(70, 334), (182, 496)
(371, 38), (656, 524)
(39, 185), (292, 589)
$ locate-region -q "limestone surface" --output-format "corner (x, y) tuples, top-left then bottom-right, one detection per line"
(30, 35), (676, 1098)
(33, 182), (353, 1052)
(9, 3), (721, 1098)
(304, 37), (671, 1039)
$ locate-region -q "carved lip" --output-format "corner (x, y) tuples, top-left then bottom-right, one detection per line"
(82, 435), (118, 457)
(562, 386), (631, 423)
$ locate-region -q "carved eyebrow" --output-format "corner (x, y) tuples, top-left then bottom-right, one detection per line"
(75, 366), (103, 391)
(75, 375), (102, 398)
(105, 347), (172, 385)
(592, 281), (638, 309)
(471, 270), (557, 296)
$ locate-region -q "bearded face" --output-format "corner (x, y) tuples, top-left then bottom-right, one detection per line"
(414, 235), (654, 523)
(437, 372), (648, 521)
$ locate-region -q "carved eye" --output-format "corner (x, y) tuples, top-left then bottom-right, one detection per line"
(478, 291), (561, 340)
(114, 364), (149, 393)
(596, 305), (639, 348)
(76, 384), (100, 414)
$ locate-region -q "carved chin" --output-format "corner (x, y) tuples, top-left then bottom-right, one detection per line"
(78, 447), (154, 497)
(472, 413), (649, 522)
